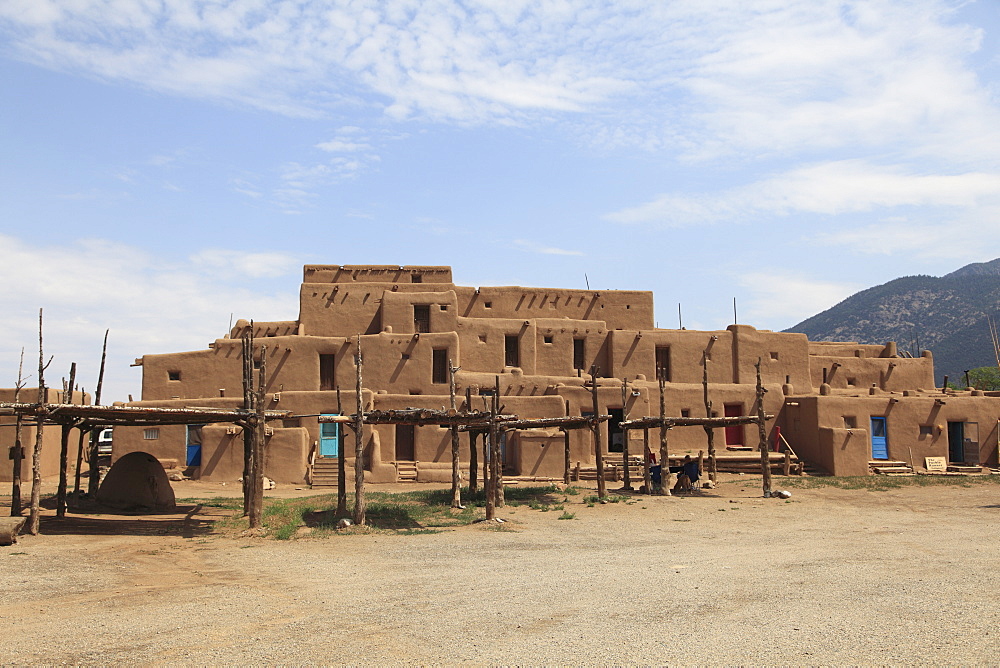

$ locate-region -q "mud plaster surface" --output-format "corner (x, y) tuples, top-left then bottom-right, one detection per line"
(2, 477), (999, 665)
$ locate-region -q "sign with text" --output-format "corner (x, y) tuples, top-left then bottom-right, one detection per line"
(924, 456), (947, 472)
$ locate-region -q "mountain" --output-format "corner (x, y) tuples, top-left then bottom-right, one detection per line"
(785, 260), (1000, 386)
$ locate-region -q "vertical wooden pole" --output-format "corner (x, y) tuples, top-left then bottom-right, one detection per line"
(248, 344), (267, 529)
(658, 376), (670, 495)
(493, 376), (504, 509)
(56, 362), (76, 518)
(591, 366), (606, 499)
(449, 359), (462, 508)
(336, 386), (347, 516)
(703, 351), (717, 483)
(643, 428), (651, 495)
(241, 326), (253, 516)
(10, 348), (25, 516)
(485, 387), (496, 521)
(621, 378), (632, 491)
(72, 428), (86, 495)
(756, 358), (772, 497)
(466, 388), (478, 494)
(563, 400), (571, 485)
(28, 309), (50, 536)
(87, 329), (109, 495)
(353, 335), (366, 525)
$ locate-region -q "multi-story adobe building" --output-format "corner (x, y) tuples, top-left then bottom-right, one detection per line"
(111, 264), (999, 483)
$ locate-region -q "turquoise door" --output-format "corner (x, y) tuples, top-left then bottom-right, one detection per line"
(320, 417), (340, 458)
(186, 425), (203, 466)
(870, 417), (888, 459)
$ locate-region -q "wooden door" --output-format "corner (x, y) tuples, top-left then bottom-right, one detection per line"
(724, 404), (744, 446)
(871, 417), (889, 460)
(396, 424), (415, 461)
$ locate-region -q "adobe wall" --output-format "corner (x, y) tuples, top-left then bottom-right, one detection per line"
(455, 286), (654, 330)
(808, 354), (936, 393)
(0, 388), (90, 482)
(303, 265), (453, 284)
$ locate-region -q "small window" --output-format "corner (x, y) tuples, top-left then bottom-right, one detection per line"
(319, 354), (335, 390)
(411, 274), (422, 283)
(401, 353), (410, 360)
(681, 409), (690, 418)
(505, 335), (520, 367)
(414, 305), (430, 333)
(168, 371), (181, 381)
(439, 304), (448, 311)
(143, 428), (160, 440)
(844, 416), (857, 429)
(770, 352), (779, 360)
(847, 377), (857, 387)
(655, 346), (671, 382)
(544, 336), (553, 344)
(573, 338), (585, 370)
(478, 335), (487, 343)
(484, 301), (492, 309)
(432, 349), (448, 384)
(919, 425), (933, 436)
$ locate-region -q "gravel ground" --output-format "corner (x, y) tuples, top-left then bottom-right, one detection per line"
(2, 477), (999, 665)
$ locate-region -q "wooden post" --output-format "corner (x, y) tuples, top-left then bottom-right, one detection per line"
(621, 378), (632, 491)
(563, 400), (571, 485)
(353, 336), (366, 526)
(28, 309), (51, 536)
(72, 428), (87, 495)
(449, 359), (462, 508)
(643, 428), (652, 495)
(466, 388), (478, 493)
(241, 327), (254, 516)
(493, 376), (504, 509)
(485, 383), (497, 521)
(56, 362), (77, 518)
(756, 358), (772, 497)
(336, 386), (347, 517)
(702, 351), (717, 483)
(783, 450), (792, 476)
(658, 376), (670, 495)
(10, 349), (25, 516)
(590, 366), (606, 499)
(248, 344), (267, 529)
(87, 330), (109, 496)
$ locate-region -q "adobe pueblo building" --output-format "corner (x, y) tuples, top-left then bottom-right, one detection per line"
(112, 264), (999, 484)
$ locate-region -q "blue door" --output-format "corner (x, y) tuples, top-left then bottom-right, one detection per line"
(870, 417), (888, 459)
(320, 417), (340, 458)
(186, 425), (203, 466)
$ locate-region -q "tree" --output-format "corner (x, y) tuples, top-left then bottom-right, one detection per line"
(967, 366), (1000, 391)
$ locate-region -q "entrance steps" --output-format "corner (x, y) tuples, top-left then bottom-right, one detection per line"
(869, 460), (914, 475)
(947, 464), (987, 474)
(395, 460), (418, 481)
(311, 458), (340, 488)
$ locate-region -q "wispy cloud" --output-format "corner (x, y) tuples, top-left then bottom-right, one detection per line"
(512, 240), (584, 257)
(738, 271), (861, 329)
(0, 234), (302, 401)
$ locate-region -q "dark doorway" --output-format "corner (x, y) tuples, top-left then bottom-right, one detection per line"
(396, 424), (415, 461)
(948, 421), (964, 463)
(413, 305), (430, 333)
(609, 408), (624, 453)
(724, 404), (744, 446)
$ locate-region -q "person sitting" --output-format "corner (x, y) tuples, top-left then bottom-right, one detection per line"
(672, 455), (700, 494)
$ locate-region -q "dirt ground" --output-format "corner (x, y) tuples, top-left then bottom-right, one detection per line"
(2, 474), (999, 666)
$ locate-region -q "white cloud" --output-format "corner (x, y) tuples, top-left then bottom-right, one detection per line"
(512, 239), (584, 256)
(738, 271), (862, 329)
(0, 234), (302, 402)
(606, 160), (1000, 226)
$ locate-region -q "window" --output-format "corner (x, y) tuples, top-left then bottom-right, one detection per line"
(505, 335), (520, 367)
(544, 336), (553, 344)
(484, 301), (492, 309)
(413, 305), (430, 333)
(433, 349), (448, 384)
(411, 274), (422, 283)
(168, 370), (181, 381)
(847, 377), (857, 387)
(681, 409), (690, 418)
(844, 416), (857, 429)
(655, 346), (671, 382)
(319, 354), (335, 390)
(439, 304), (448, 311)
(919, 425), (933, 436)
(770, 352), (779, 360)
(573, 338), (585, 370)
(143, 428), (160, 440)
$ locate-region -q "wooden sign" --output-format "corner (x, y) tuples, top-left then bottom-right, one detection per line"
(924, 456), (947, 472)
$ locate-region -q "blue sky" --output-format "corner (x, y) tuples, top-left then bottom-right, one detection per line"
(2, 0), (999, 401)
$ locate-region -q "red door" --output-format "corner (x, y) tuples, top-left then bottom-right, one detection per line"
(724, 404), (744, 446)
